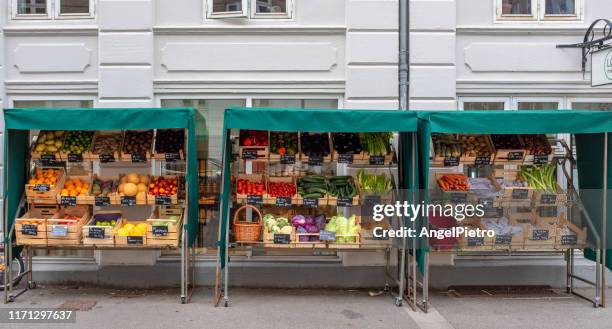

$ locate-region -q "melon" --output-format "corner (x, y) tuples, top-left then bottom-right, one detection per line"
(139, 175), (149, 184)
(118, 183), (125, 193)
(120, 176), (128, 184)
(123, 183), (138, 197)
(127, 173), (140, 184)
(137, 183), (147, 193)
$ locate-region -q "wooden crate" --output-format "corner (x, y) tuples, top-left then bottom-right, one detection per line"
(263, 226), (296, 248)
(236, 173), (266, 204)
(533, 184), (567, 205)
(82, 211), (122, 246)
(431, 134), (461, 166)
(26, 167), (66, 204)
(91, 175), (118, 205)
(328, 216), (362, 249)
(57, 174), (94, 205)
(146, 176), (179, 205)
(269, 131), (299, 161)
(264, 176), (299, 206)
(434, 172), (470, 203)
(15, 205), (56, 245)
(458, 134), (496, 165)
(146, 207), (183, 247)
(47, 206), (89, 245)
(523, 217), (557, 249)
(120, 130), (154, 162)
(30, 130), (66, 161)
(521, 135), (554, 165)
(299, 132), (333, 163)
(58, 130), (95, 161)
(153, 129), (185, 161)
(113, 174), (150, 205)
(327, 176), (360, 206)
(115, 220), (148, 246)
(507, 207), (536, 225)
(90, 131), (123, 161)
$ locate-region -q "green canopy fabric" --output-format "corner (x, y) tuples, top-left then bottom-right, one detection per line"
(218, 107), (419, 268)
(3, 107), (201, 246)
(416, 110), (612, 271)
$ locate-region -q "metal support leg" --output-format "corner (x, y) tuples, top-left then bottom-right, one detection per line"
(181, 228), (187, 304)
(223, 207), (230, 307)
(26, 246), (35, 290)
(602, 133), (607, 308)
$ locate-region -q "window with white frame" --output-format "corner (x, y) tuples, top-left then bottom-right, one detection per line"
(496, 0), (580, 21)
(13, 0), (93, 19)
(206, 0), (292, 19)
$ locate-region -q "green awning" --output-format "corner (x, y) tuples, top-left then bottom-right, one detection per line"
(3, 107), (201, 247)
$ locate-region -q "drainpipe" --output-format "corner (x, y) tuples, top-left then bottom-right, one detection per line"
(399, 0), (409, 111)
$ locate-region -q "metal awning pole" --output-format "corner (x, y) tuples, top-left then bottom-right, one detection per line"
(602, 132), (608, 307)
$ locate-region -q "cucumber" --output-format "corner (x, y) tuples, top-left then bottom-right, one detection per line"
(303, 192), (323, 199)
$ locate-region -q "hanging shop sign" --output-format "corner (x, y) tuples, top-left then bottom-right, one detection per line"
(592, 47), (612, 87)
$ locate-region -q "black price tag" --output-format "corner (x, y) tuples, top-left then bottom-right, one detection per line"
(127, 236), (144, 245)
(155, 195), (172, 205)
(303, 198), (319, 208)
(561, 234), (578, 245)
(516, 207), (532, 213)
(246, 194), (263, 205)
(60, 196), (77, 206)
(165, 153), (180, 162)
(540, 194), (557, 204)
(538, 206), (558, 218)
(152, 226), (169, 237)
(336, 196), (353, 207)
(443, 157), (460, 167)
(242, 150), (258, 160)
(369, 155), (385, 165)
(67, 153), (83, 163)
(534, 154), (549, 165)
(337, 153), (354, 164)
(474, 156), (491, 165)
(121, 196), (137, 206)
(531, 229), (549, 241)
(275, 196), (292, 207)
(21, 224), (38, 236)
(507, 151), (524, 161)
(449, 192), (468, 203)
(88, 227), (105, 239)
(41, 154), (56, 161)
(273, 234), (291, 244)
(280, 154), (296, 165)
(99, 154), (115, 163)
(131, 153), (146, 163)
(308, 155), (323, 166)
(51, 225), (68, 237)
(479, 198), (494, 209)
(467, 236), (485, 247)
(33, 184), (50, 192)
(95, 196), (111, 207)
(511, 189), (529, 200)
(319, 230), (336, 241)
(516, 218), (532, 224)
(495, 234), (513, 245)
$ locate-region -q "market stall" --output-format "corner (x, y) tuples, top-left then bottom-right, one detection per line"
(215, 107), (419, 307)
(414, 110), (612, 310)
(2, 107), (200, 304)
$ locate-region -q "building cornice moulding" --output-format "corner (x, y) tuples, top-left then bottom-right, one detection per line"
(153, 25), (346, 35)
(457, 25), (589, 36)
(3, 26), (99, 36)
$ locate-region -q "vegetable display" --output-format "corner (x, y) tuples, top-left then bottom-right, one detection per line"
(521, 134), (551, 156)
(269, 132), (298, 156)
(237, 178), (265, 195)
(331, 133), (362, 155)
(327, 176), (357, 198)
(324, 214), (361, 243)
(263, 214), (292, 236)
(519, 164), (556, 193)
(155, 129), (184, 154)
(292, 214), (326, 242)
(432, 133), (461, 158)
(297, 175), (328, 199)
(437, 174), (469, 191)
(491, 134), (524, 149)
(267, 181), (297, 197)
(356, 170), (392, 195)
(300, 133), (331, 158)
(359, 132), (392, 156)
(458, 135), (492, 157)
(240, 130), (268, 147)
(62, 131), (94, 155)
(92, 177), (113, 197)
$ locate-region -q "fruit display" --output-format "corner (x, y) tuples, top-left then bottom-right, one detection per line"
(300, 133), (331, 158)
(32, 131), (65, 156)
(117, 222), (148, 237)
(432, 133), (461, 158)
(269, 132), (298, 156)
(28, 168), (61, 187)
(54, 215), (82, 225)
(117, 173), (149, 200)
(92, 214), (118, 227)
(60, 177), (90, 197)
(437, 174), (469, 191)
(521, 134), (552, 156)
(237, 178), (265, 195)
(92, 177), (114, 197)
(359, 132), (392, 156)
(297, 175), (328, 199)
(150, 215), (179, 227)
(155, 129), (185, 154)
(148, 176), (178, 197)
(62, 131), (94, 155)
(239, 130), (268, 146)
(267, 181), (297, 197)
(491, 134), (524, 149)
(122, 130), (154, 157)
(331, 133), (362, 155)
(17, 219), (45, 226)
(458, 135), (493, 158)
(91, 133), (122, 155)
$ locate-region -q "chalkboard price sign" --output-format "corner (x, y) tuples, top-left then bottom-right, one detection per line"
(338, 153), (354, 164)
(336, 197), (353, 207)
(275, 196), (291, 207)
(479, 198), (494, 209)
(246, 194), (263, 205)
(531, 229), (549, 241)
(507, 151), (524, 161)
(540, 194), (557, 204)
(95, 196), (111, 207)
(467, 236), (485, 247)
(450, 192), (468, 203)
(561, 234), (578, 246)
(280, 154), (296, 165)
(474, 156), (491, 165)
(369, 155), (385, 165)
(308, 156), (323, 166)
(88, 227), (105, 239)
(495, 234), (513, 245)
(155, 195), (172, 205)
(165, 153), (180, 162)
(67, 153), (83, 163)
(273, 234), (291, 244)
(60, 196), (77, 207)
(131, 153), (146, 163)
(538, 206), (558, 218)
(242, 150), (258, 160)
(41, 154), (56, 162)
(319, 230), (336, 241)
(303, 198), (318, 208)
(99, 154), (115, 163)
(152, 226), (169, 237)
(121, 196), (137, 206)
(443, 157), (460, 167)
(511, 189), (530, 200)
(533, 154), (549, 165)
(127, 236), (144, 245)
(33, 184), (50, 192)
(51, 225), (68, 237)
(21, 224), (38, 236)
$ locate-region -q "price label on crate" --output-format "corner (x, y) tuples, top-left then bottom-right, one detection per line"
(51, 225), (68, 237)
(88, 227), (105, 239)
(369, 155), (385, 165)
(152, 226), (169, 237)
(41, 154), (56, 162)
(561, 234), (578, 246)
(308, 156), (323, 166)
(273, 234), (291, 244)
(127, 236), (144, 245)
(60, 196), (77, 207)
(443, 157), (460, 167)
(95, 196), (111, 207)
(155, 195), (172, 205)
(337, 153), (354, 164)
(467, 236), (485, 247)
(275, 196), (292, 207)
(336, 197), (353, 207)
(165, 153), (180, 162)
(131, 153), (147, 163)
(33, 184), (50, 192)
(478, 198), (494, 209)
(242, 150), (258, 160)
(450, 192), (468, 203)
(121, 196), (137, 206)
(280, 154), (296, 165)
(516, 207), (532, 213)
(511, 189), (529, 200)
(21, 224), (38, 236)
(516, 218), (532, 224)
(533, 154), (549, 165)
(246, 194), (263, 205)
(531, 229), (549, 241)
(474, 156), (491, 165)
(538, 206), (558, 218)
(319, 230), (336, 241)
(67, 153), (83, 163)
(507, 151), (524, 161)
(495, 234), (513, 245)
(303, 198), (319, 208)
(99, 154), (115, 163)
(540, 194), (557, 204)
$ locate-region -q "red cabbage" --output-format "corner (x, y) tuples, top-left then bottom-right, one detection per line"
(304, 216), (315, 226)
(292, 214), (306, 227)
(314, 214), (326, 230)
(306, 224), (319, 233)
(299, 235), (310, 242)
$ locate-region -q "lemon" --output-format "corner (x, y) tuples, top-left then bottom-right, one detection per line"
(136, 223), (147, 232)
(117, 228), (129, 236)
(124, 223), (135, 231)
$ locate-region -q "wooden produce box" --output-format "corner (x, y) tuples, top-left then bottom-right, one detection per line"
(299, 132), (333, 164)
(431, 133), (461, 166)
(115, 220), (148, 247)
(91, 175), (118, 206)
(146, 176), (179, 205)
(296, 177), (329, 207)
(120, 130), (154, 162)
(507, 207), (536, 225)
(434, 172), (471, 204)
(58, 130), (95, 162)
(263, 225), (296, 248)
(26, 167), (66, 205)
(153, 129), (185, 162)
(458, 134), (495, 165)
(146, 207), (183, 247)
(112, 173), (150, 206)
(457, 222), (494, 251)
(491, 135), (527, 164)
(327, 176), (360, 206)
(15, 205), (57, 245)
(235, 174), (266, 205)
(82, 211), (122, 246)
(328, 216), (362, 249)
(268, 131), (299, 161)
(521, 134), (554, 166)
(90, 131), (123, 162)
(493, 167), (520, 182)
(30, 130), (66, 161)
(523, 217), (557, 249)
(47, 206), (89, 245)
(264, 176), (299, 206)
(57, 175), (94, 205)
(536, 204), (560, 220)
(533, 184), (567, 205)
(502, 184), (534, 202)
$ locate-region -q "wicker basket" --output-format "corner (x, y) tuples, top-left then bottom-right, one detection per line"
(233, 205), (263, 243)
